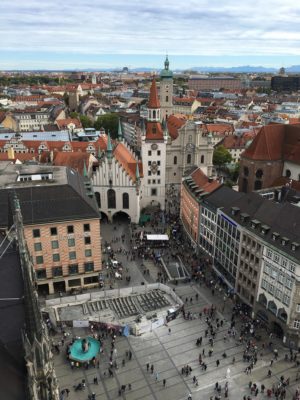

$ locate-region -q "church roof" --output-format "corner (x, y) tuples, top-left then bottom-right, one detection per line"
(148, 79), (160, 109)
(190, 168), (221, 193)
(242, 123), (300, 163)
(167, 115), (186, 140)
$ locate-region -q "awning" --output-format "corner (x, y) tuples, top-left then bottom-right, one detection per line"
(146, 234), (169, 241)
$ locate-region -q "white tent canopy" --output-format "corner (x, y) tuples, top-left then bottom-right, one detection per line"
(146, 234), (169, 241)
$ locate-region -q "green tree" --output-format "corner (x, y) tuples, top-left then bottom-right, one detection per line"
(79, 115), (93, 129)
(70, 111), (79, 119)
(94, 113), (119, 138)
(213, 145), (232, 167)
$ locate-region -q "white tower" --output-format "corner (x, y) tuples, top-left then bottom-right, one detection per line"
(141, 78), (167, 210)
(160, 56), (173, 121)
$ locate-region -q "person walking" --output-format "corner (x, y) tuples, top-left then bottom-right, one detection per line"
(146, 363), (149, 372)
(155, 372), (159, 382)
(150, 364), (154, 374)
(163, 378), (166, 387)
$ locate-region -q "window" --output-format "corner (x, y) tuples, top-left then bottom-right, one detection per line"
(85, 249), (92, 257)
(34, 242), (42, 251)
(148, 171), (152, 176)
(157, 150), (161, 156)
(201, 155), (204, 164)
(151, 188), (157, 196)
(69, 264), (78, 275)
(122, 193), (129, 209)
(36, 255), (44, 264)
(85, 237), (91, 245)
(148, 161), (151, 166)
(51, 240), (59, 249)
(84, 262), (94, 272)
(33, 229), (40, 238)
(157, 170), (160, 176)
(266, 249), (273, 258)
(243, 166), (249, 176)
(84, 276), (98, 284)
(296, 304), (300, 313)
(187, 154), (191, 164)
(286, 278), (293, 289)
(254, 180), (262, 190)
(69, 251), (76, 260)
(52, 253), (60, 262)
(173, 156), (177, 165)
(290, 263), (296, 273)
(36, 269), (46, 279)
(148, 151), (152, 156)
(68, 238), (75, 247)
(166, 95), (168, 102)
(67, 225), (74, 234)
(157, 161), (160, 166)
(52, 266), (62, 277)
(95, 192), (101, 208)
(107, 189), (116, 209)
(256, 169), (263, 178)
(293, 319), (300, 329)
(50, 227), (57, 235)
(84, 223), (90, 232)
(69, 278), (81, 287)
(286, 169), (291, 178)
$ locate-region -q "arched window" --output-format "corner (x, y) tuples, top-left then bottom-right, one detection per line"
(243, 166), (249, 176)
(153, 110), (156, 119)
(173, 156), (177, 165)
(107, 189), (116, 209)
(122, 193), (129, 209)
(187, 154), (191, 164)
(268, 300), (277, 315)
(95, 192), (101, 208)
(286, 169), (291, 178)
(188, 135), (192, 143)
(166, 96), (168, 102)
(256, 169), (263, 178)
(201, 155), (204, 164)
(258, 293), (267, 307)
(254, 180), (262, 190)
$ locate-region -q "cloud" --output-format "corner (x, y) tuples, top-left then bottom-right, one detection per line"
(0, 0), (300, 68)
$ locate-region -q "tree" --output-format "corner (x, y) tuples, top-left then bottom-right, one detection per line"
(79, 115), (93, 129)
(94, 113), (119, 138)
(213, 145), (232, 167)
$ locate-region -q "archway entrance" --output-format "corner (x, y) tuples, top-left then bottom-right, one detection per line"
(112, 211), (131, 224)
(53, 280), (66, 293)
(272, 321), (284, 339)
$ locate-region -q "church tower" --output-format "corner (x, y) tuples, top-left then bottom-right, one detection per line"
(159, 56), (173, 120)
(141, 78), (167, 210)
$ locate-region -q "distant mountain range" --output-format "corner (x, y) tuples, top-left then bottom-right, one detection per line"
(4, 65), (300, 73)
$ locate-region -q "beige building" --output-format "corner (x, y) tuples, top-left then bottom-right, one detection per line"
(0, 163), (102, 295)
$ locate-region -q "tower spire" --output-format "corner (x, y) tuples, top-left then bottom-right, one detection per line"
(107, 130), (113, 160)
(117, 119), (123, 141)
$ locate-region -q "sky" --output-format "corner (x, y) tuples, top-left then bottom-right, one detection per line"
(1, 0), (300, 70)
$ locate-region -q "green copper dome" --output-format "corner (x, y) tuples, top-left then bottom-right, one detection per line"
(160, 56), (173, 79)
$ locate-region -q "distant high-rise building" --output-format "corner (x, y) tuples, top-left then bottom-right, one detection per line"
(271, 75), (300, 92)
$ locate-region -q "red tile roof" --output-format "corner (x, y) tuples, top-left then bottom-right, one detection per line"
(56, 118), (82, 129)
(148, 79), (160, 109)
(52, 152), (90, 174)
(190, 168), (221, 193)
(167, 115), (186, 140)
(146, 122), (163, 141)
(113, 142), (143, 182)
(242, 123), (300, 162)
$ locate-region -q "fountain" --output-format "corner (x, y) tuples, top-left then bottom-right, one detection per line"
(69, 336), (100, 362)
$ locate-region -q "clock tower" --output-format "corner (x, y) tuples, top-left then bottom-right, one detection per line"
(160, 56), (173, 120)
(141, 78), (167, 210)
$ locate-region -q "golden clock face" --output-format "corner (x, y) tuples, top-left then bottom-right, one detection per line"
(151, 144), (158, 150)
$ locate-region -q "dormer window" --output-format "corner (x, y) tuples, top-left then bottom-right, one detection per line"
(251, 219), (260, 229)
(291, 242), (300, 252)
(272, 232), (280, 241)
(240, 213), (249, 222)
(261, 225), (270, 235)
(231, 207), (240, 216)
(281, 237), (289, 246)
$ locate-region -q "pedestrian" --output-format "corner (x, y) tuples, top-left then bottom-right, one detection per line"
(216, 359), (220, 367)
(168, 328), (171, 335)
(146, 362), (149, 372)
(65, 388), (70, 397)
(128, 383), (132, 390)
(188, 393), (192, 400)
(163, 378), (166, 387)
(151, 364), (154, 374)
(93, 376), (98, 385)
(155, 372), (159, 382)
